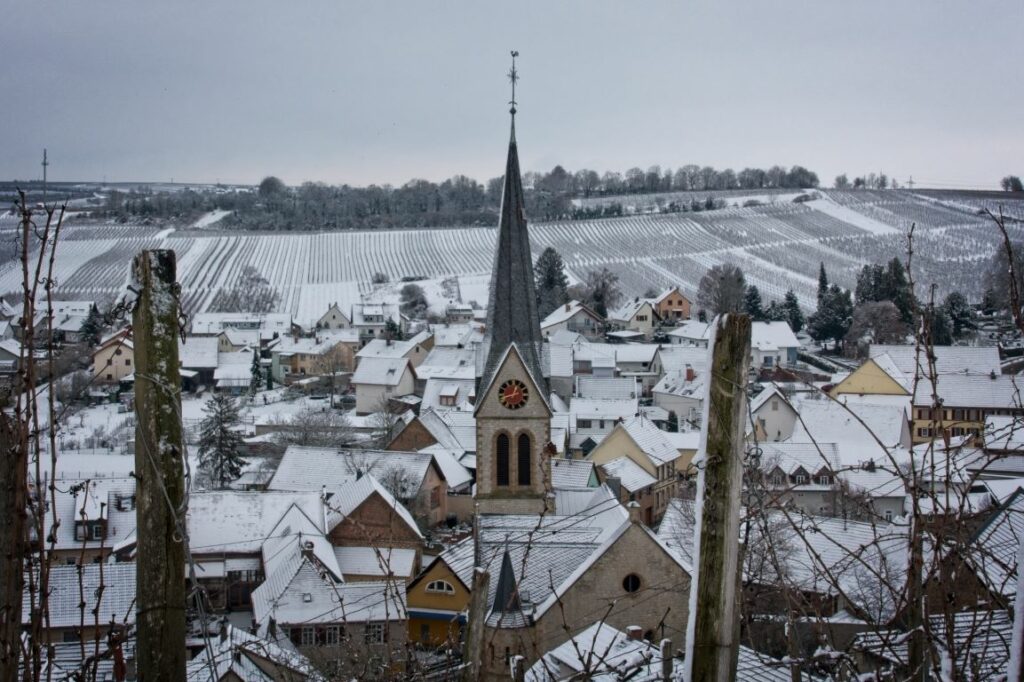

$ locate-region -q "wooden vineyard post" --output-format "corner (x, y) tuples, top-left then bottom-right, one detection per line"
(685, 314), (751, 682)
(132, 250), (186, 681)
(0, 411), (25, 682)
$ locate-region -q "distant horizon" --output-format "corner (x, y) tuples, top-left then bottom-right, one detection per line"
(3, 1), (1021, 193)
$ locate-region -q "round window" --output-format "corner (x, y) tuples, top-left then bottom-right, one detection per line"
(622, 573), (641, 593)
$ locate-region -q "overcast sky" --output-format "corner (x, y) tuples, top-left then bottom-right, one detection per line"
(3, 1), (1021, 189)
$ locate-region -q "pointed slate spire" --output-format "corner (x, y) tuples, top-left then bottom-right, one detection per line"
(490, 549), (522, 615)
(480, 58), (547, 395)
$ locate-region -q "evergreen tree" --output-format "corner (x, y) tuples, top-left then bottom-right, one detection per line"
(78, 306), (104, 346)
(384, 317), (403, 341)
(943, 291), (974, 339)
(981, 288), (999, 315)
(197, 394), (245, 489)
(809, 284), (853, 350)
(926, 304), (953, 346)
(783, 290), (804, 333)
(764, 300), (785, 322)
(884, 258), (914, 324)
(817, 262), (829, 305)
(534, 247), (570, 319)
(743, 285), (765, 321)
(249, 347), (262, 397)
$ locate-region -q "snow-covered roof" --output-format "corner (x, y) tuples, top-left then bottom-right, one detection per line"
(185, 625), (318, 681)
(550, 457), (597, 490)
(750, 320), (799, 352)
(570, 397), (638, 422)
(421, 377), (475, 412)
(252, 558), (405, 628)
(415, 408), (476, 453)
(575, 376), (638, 400)
(43, 477), (137, 552)
(428, 323), (483, 348)
(540, 300), (602, 329)
(600, 456), (656, 492)
(984, 415), (1024, 452)
(652, 369), (703, 399)
(667, 320), (711, 342)
(357, 335), (425, 360)
(268, 446), (434, 496)
(274, 330), (358, 355)
(851, 609), (1013, 679)
(324, 474), (423, 539)
(525, 621), (798, 682)
(749, 385), (793, 415)
(964, 489), (1023, 598)
(351, 302), (402, 326)
(608, 298), (654, 323)
(178, 336), (219, 369)
(24, 563), (136, 628)
(351, 356), (412, 386)
(911, 372), (1022, 409)
(415, 346), (477, 380)
(187, 490), (324, 555)
(334, 546), (418, 579)
(869, 343), (1001, 377)
(790, 396), (908, 457)
(658, 499), (909, 621)
(620, 414), (682, 466)
(419, 445), (473, 491)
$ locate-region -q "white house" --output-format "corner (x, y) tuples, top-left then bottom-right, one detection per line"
(351, 356), (417, 414)
(316, 302), (351, 330)
(750, 321), (801, 368)
(540, 300), (604, 340)
(608, 298), (659, 339)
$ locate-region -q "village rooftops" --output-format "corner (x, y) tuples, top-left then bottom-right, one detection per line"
(187, 490), (324, 555)
(750, 320), (800, 352)
(24, 563), (136, 629)
(268, 446), (437, 494)
(869, 343), (1001, 377)
(550, 457), (597, 490)
(351, 356), (413, 386)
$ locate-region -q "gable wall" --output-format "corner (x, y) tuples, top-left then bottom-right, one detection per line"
(831, 359), (908, 397)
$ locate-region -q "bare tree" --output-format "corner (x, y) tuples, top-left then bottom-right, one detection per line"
(697, 263), (746, 317)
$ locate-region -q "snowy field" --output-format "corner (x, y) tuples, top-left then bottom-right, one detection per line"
(2, 190), (1021, 322)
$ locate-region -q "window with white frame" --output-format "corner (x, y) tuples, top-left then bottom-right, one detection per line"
(364, 623), (385, 644)
(426, 580), (455, 595)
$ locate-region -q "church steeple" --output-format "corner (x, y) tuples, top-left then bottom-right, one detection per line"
(480, 51), (547, 396)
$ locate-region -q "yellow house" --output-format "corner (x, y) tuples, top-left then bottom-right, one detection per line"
(586, 415), (681, 525)
(830, 353), (909, 398)
(405, 548), (470, 646)
(91, 330), (134, 383)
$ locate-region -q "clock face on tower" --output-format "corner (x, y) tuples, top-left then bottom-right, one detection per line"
(497, 379), (529, 410)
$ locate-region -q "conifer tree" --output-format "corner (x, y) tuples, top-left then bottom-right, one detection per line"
(817, 262), (829, 304)
(783, 290), (804, 333)
(534, 247), (570, 319)
(78, 306), (104, 346)
(197, 394), (245, 489)
(249, 347), (262, 397)
(743, 285), (765, 321)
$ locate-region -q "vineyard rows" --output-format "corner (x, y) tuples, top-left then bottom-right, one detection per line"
(3, 191), (1023, 322)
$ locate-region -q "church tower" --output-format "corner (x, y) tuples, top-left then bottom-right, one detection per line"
(475, 54), (552, 516)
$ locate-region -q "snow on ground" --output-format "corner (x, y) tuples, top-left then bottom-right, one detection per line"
(191, 209), (232, 228)
(362, 275), (475, 316)
(295, 281), (362, 327)
(154, 227), (176, 240)
(807, 196), (899, 235)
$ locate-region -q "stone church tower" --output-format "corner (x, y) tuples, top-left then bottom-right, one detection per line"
(474, 101), (552, 516)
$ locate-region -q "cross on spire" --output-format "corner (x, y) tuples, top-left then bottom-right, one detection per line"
(507, 50), (519, 118)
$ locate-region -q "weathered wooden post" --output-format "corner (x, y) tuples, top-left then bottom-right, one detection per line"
(684, 313), (751, 682)
(132, 250), (186, 681)
(0, 412), (25, 682)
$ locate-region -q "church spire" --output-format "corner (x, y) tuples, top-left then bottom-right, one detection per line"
(480, 51), (547, 395)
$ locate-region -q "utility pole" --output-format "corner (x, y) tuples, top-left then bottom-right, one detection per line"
(132, 250), (186, 682)
(41, 149), (49, 204)
(684, 314), (751, 682)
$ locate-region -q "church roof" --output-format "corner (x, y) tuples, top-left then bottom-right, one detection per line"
(480, 118), (547, 398)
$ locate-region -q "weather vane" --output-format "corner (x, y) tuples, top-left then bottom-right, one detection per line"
(508, 50), (519, 116)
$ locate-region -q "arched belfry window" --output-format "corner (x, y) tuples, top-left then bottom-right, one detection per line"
(496, 434), (510, 486)
(517, 433), (532, 486)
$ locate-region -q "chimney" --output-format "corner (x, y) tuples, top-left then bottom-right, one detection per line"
(565, 302), (571, 312)
(685, 364), (695, 382)
(267, 617), (277, 639)
(626, 625), (644, 641)
(627, 500), (641, 524)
